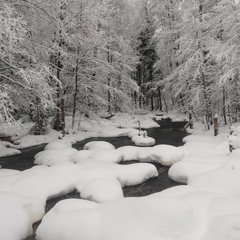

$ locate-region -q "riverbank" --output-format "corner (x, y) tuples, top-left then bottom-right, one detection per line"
(3, 112), (240, 239)
(0, 112), (188, 159)
(0, 112), (189, 240)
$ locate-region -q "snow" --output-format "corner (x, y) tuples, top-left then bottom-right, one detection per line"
(36, 196), (197, 240)
(132, 135), (156, 146)
(129, 129), (156, 146)
(116, 144), (184, 165)
(80, 178), (123, 202)
(0, 192), (32, 240)
(83, 141), (115, 150)
(44, 139), (72, 150)
(2, 113), (240, 240)
(34, 148), (78, 166)
(150, 144), (185, 166)
(0, 113), (158, 158)
(0, 142), (21, 157)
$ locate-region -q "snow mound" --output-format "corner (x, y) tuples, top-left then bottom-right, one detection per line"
(0, 142), (21, 157)
(80, 178), (123, 203)
(83, 141), (115, 150)
(133, 135), (155, 146)
(168, 159), (224, 184)
(70, 149), (124, 163)
(44, 139), (72, 150)
(34, 148), (78, 166)
(117, 146), (140, 161)
(115, 163), (158, 187)
(0, 192), (34, 240)
(75, 167), (118, 192)
(117, 144), (185, 166)
(70, 150), (96, 163)
(127, 129), (144, 138)
(129, 129), (156, 147)
(150, 145), (185, 166)
(36, 196), (197, 240)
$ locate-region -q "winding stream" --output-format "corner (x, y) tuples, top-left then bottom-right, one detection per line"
(0, 119), (188, 240)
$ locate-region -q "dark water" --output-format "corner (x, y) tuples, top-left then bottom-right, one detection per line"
(0, 120), (188, 170)
(0, 119), (188, 240)
(0, 143), (47, 171)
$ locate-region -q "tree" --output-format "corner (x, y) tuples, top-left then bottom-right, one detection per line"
(0, 2), (57, 131)
(152, 0), (220, 128)
(211, 0), (240, 123)
(149, 0), (182, 112)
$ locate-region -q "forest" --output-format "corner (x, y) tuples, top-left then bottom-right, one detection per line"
(1, 0), (240, 133)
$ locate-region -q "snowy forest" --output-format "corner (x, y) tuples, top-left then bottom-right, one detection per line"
(1, 0), (240, 133)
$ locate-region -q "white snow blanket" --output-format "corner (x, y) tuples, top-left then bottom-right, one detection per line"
(3, 117), (240, 240)
(36, 196), (197, 240)
(117, 144), (185, 165)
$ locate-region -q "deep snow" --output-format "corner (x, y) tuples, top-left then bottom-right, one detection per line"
(1, 112), (240, 240)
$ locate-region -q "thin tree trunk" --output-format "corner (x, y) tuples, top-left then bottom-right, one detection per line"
(72, 47), (80, 129)
(60, 98), (65, 135)
(162, 93), (168, 113)
(199, 0), (212, 130)
(158, 88), (162, 111)
(55, 50), (62, 131)
(223, 86), (227, 125)
(107, 44), (112, 114)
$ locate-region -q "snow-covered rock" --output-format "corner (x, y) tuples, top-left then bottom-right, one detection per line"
(34, 148), (78, 166)
(44, 139), (72, 150)
(36, 196), (197, 240)
(150, 144), (185, 166)
(0, 142), (21, 157)
(83, 141), (115, 150)
(133, 135), (156, 146)
(80, 178), (123, 203)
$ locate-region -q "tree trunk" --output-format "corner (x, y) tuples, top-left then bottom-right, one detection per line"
(107, 44), (112, 114)
(199, 0), (212, 130)
(60, 98), (65, 135)
(213, 115), (219, 136)
(72, 64), (79, 129)
(223, 86), (227, 125)
(55, 50), (62, 131)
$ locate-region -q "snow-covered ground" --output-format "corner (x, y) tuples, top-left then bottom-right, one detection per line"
(1, 112), (240, 240)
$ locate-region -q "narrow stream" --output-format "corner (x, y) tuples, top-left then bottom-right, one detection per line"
(0, 119), (188, 240)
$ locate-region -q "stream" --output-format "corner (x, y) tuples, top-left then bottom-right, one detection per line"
(0, 119), (188, 240)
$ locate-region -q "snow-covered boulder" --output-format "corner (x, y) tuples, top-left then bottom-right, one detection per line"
(168, 159), (224, 184)
(80, 178), (123, 203)
(44, 139), (72, 150)
(34, 148), (78, 166)
(0, 192), (33, 240)
(116, 146), (140, 161)
(133, 135), (155, 146)
(36, 196), (197, 240)
(115, 163), (158, 187)
(150, 144), (185, 166)
(83, 141), (115, 150)
(0, 142), (21, 157)
(127, 129), (144, 138)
